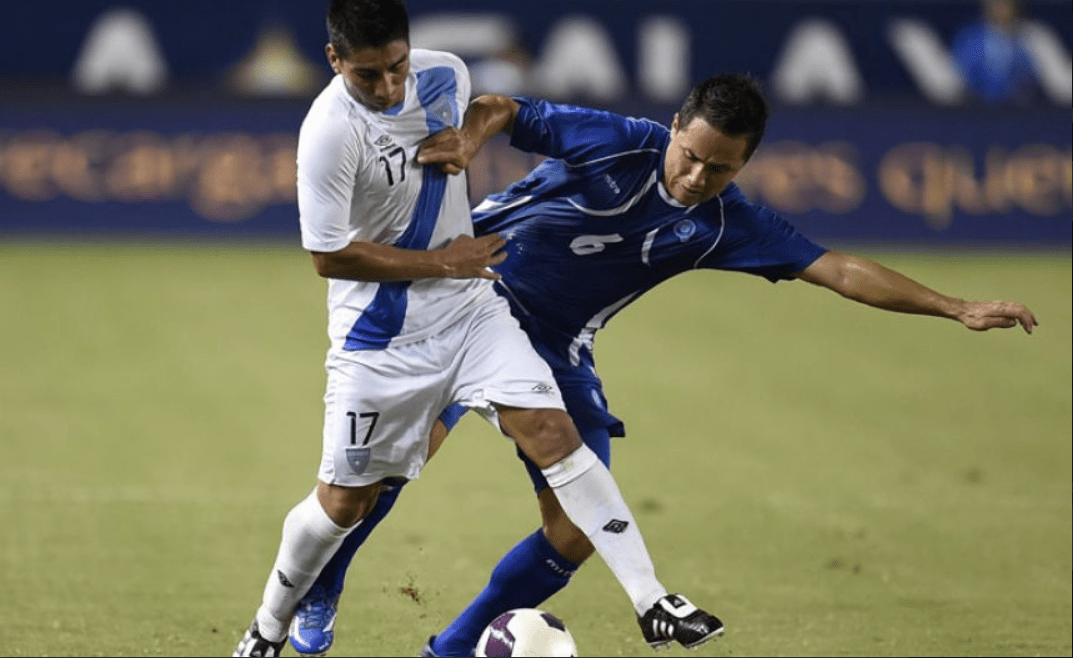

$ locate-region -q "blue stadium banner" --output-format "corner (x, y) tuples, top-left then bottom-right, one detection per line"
(735, 104), (1071, 245)
(0, 0), (1069, 245)
(0, 98), (303, 239)
(1, 98), (1068, 245)
(1, 0), (1070, 105)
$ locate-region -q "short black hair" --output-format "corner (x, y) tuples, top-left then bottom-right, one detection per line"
(677, 74), (768, 161)
(327, 0), (410, 57)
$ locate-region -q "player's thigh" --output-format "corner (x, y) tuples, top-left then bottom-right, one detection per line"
(319, 351), (446, 487)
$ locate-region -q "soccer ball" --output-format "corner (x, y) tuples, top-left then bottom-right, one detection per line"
(475, 608), (578, 657)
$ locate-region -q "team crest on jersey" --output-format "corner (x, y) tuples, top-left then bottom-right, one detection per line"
(374, 133), (396, 150)
(674, 219), (696, 241)
(428, 95), (454, 127)
(345, 447), (371, 474)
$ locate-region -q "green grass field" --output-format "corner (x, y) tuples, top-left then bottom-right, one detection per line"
(1, 241), (1069, 657)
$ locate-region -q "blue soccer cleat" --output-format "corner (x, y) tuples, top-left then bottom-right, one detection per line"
(418, 635), (440, 657)
(289, 584), (339, 656)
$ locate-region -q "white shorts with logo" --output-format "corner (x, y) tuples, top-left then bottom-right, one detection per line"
(317, 293), (564, 487)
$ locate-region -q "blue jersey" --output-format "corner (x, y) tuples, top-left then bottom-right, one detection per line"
(457, 97), (826, 451)
(476, 97), (825, 357)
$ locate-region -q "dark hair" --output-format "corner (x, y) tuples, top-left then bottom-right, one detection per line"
(677, 74), (768, 160)
(327, 0), (409, 57)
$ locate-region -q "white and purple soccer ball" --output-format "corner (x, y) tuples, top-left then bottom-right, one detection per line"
(475, 608), (578, 657)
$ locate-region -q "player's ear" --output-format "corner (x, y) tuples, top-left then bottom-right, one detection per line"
(325, 43), (340, 74)
(670, 113), (680, 135)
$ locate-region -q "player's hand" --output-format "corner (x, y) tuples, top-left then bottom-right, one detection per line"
(957, 300), (1038, 334)
(436, 234), (507, 279)
(417, 128), (475, 175)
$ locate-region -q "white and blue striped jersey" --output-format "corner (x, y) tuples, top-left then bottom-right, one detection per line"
(298, 49), (493, 353)
(474, 97), (828, 371)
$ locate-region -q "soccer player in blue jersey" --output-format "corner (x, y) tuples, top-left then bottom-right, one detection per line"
(288, 73), (1039, 656)
(233, 0), (725, 655)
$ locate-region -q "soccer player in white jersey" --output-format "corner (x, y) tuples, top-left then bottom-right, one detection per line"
(232, 0), (724, 655)
(287, 73), (1039, 656)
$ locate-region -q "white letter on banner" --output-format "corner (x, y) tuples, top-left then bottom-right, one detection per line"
(639, 16), (690, 102)
(410, 13), (519, 56)
(770, 18), (864, 104)
(886, 18), (965, 105)
(71, 8), (168, 94)
(532, 16), (627, 101)
(1020, 21), (1073, 104)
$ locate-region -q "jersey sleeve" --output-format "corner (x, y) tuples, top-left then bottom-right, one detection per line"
(296, 103), (362, 254)
(411, 49), (471, 129)
(705, 185), (828, 282)
(508, 97), (661, 164)
(448, 53), (471, 121)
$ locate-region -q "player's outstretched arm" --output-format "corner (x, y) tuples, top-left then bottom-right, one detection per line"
(416, 94), (521, 175)
(796, 251), (1038, 334)
(310, 234), (506, 282)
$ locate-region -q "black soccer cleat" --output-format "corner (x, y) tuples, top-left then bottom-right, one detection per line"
(233, 619), (288, 657)
(638, 593), (725, 650)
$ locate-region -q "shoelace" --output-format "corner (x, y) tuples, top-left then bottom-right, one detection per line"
(296, 589), (335, 629)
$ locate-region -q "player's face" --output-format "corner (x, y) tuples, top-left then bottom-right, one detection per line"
(326, 39), (410, 112)
(663, 115), (749, 205)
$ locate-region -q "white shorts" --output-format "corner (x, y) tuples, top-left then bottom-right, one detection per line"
(317, 293), (565, 487)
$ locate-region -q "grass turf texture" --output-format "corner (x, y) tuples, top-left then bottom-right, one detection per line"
(1, 241), (1069, 657)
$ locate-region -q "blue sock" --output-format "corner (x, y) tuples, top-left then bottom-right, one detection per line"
(309, 478), (407, 599)
(432, 530), (578, 657)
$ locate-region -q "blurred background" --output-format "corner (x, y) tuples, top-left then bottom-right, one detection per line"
(0, 0), (1069, 248)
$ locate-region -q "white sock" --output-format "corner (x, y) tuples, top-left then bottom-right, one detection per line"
(542, 445), (667, 615)
(254, 489), (355, 641)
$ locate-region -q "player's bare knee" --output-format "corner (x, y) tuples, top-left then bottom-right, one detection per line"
(316, 480), (381, 527)
(503, 408), (582, 468)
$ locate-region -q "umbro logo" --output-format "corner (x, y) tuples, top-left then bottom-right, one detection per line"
(276, 569), (295, 588)
(375, 134), (393, 148)
(532, 383), (554, 393)
(602, 519), (629, 534)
